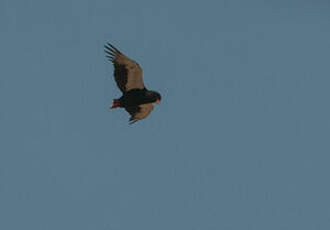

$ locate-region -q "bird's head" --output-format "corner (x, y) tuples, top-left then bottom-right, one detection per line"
(147, 90), (161, 104)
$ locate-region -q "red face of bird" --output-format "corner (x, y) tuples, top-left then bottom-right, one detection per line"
(155, 93), (162, 104)
(150, 91), (161, 105)
(147, 90), (161, 105)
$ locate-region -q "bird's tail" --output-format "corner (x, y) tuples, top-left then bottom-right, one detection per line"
(110, 99), (121, 109)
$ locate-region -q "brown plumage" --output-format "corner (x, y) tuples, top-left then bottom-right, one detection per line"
(104, 43), (161, 124)
(125, 103), (154, 124)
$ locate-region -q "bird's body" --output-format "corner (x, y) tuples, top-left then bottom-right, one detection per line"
(104, 43), (161, 124)
(114, 88), (160, 108)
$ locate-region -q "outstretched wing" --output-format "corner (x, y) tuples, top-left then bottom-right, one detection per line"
(104, 43), (145, 93)
(125, 103), (154, 124)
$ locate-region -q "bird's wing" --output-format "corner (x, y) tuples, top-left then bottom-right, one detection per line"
(125, 103), (154, 124)
(104, 43), (145, 92)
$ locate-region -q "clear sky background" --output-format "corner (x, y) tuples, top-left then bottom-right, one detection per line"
(1, 0), (330, 229)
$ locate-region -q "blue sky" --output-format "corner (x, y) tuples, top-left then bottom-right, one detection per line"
(1, 0), (330, 229)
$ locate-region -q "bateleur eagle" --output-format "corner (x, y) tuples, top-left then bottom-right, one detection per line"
(104, 43), (161, 124)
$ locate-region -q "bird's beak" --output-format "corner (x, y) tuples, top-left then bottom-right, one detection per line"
(156, 98), (161, 104)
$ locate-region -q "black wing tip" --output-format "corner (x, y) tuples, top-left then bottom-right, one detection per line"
(104, 43), (117, 61)
(104, 50), (114, 57)
(104, 45), (114, 53)
(104, 42), (123, 61)
(129, 118), (138, 125)
(105, 42), (121, 54)
(105, 56), (114, 61)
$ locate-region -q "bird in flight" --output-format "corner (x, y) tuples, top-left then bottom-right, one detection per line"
(104, 43), (162, 124)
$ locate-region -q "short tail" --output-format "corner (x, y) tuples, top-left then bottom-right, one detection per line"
(110, 99), (121, 109)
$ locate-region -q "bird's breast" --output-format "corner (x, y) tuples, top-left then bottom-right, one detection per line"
(120, 89), (148, 107)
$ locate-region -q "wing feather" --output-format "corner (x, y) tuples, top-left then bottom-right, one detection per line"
(125, 103), (154, 124)
(104, 43), (144, 92)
